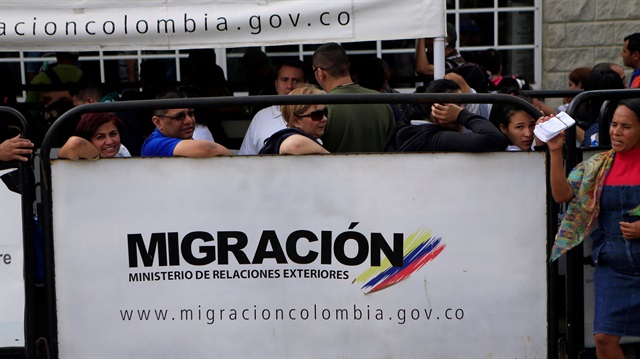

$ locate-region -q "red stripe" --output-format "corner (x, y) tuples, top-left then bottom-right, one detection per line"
(367, 245), (445, 293)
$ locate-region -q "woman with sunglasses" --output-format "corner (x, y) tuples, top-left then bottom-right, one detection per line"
(259, 84), (329, 155)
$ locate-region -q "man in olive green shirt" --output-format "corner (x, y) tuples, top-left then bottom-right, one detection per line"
(26, 52), (83, 104)
(312, 43), (395, 153)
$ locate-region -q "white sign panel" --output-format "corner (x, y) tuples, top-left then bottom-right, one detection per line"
(0, 169), (25, 347)
(52, 153), (547, 358)
(0, 0), (445, 51)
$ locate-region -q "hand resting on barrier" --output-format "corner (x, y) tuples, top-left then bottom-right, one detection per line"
(0, 134), (34, 162)
(142, 91), (233, 157)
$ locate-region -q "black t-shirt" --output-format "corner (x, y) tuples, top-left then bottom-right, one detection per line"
(259, 128), (319, 154)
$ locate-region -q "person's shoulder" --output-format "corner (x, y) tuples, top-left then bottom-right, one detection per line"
(351, 85), (379, 94)
(576, 150), (614, 169)
(329, 84), (370, 94)
(54, 64), (83, 75)
(390, 122), (438, 152)
(30, 71), (51, 85)
(116, 144), (132, 158)
(270, 128), (301, 138)
(143, 129), (178, 147)
(146, 128), (164, 140)
(142, 133), (181, 156)
(591, 150), (615, 162)
(259, 128), (303, 154)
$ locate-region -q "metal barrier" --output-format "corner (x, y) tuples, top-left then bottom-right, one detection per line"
(0, 106), (36, 359)
(19, 88), (640, 359)
(36, 93), (548, 358)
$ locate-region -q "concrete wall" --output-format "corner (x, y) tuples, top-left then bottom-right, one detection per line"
(542, 0), (640, 91)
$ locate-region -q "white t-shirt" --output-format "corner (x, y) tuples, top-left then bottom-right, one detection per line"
(193, 123), (215, 142)
(115, 144), (131, 157)
(238, 105), (287, 155)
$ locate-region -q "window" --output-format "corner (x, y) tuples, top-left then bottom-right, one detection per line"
(0, 0), (541, 98)
(448, 0), (540, 85)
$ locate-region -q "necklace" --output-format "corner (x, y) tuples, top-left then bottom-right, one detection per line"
(335, 82), (355, 88)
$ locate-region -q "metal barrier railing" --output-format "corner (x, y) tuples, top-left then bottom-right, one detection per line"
(0, 106), (36, 359)
(36, 92), (544, 358)
(27, 88), (640, 359)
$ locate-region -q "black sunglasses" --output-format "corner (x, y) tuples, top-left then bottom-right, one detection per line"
(296, 107), (328, 121)
(157, 110), (196, 121)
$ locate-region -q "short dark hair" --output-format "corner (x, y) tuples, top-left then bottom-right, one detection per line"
(153, 90), (188, 116)
(277, 58), (306, 75)
(69, 81), (105, 102)
(75, 113), (124, 141)
(490, 96), (534, 130)
(312, 43), (350, 78)
(584, 68), (624, 91)
(624, 32), (640, 54)
(425, 78), (461, 94)
(404, 79), (461, 122)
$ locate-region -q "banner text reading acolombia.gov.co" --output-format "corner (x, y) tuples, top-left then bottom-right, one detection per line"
(119, 303), (466, 325)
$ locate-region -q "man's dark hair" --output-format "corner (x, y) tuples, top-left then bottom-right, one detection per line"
(153, 90), (187, 116)
(425, 78), (461, 94)
(69, 81), (105, 102)
(275, 58), (307, 82)
(312, 43), (350, 78)
(277, 58), (306, 74)
(624, 32), (640, 54)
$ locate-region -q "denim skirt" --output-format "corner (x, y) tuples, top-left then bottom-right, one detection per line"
(591, 185), (640, 336)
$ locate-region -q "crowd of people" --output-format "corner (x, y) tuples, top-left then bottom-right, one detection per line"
(2, 29), (640, 358)
(1, 31), (638, 161)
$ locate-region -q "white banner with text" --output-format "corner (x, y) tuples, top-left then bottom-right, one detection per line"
(51, 153), (547, 358)
(0, 0), (445, 51)
(0, 169), (25, 348)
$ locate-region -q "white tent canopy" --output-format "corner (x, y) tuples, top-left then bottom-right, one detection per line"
(0, 0), (446, 51)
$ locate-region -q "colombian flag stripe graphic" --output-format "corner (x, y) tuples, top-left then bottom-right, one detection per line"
(353, 229), (445, 294)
